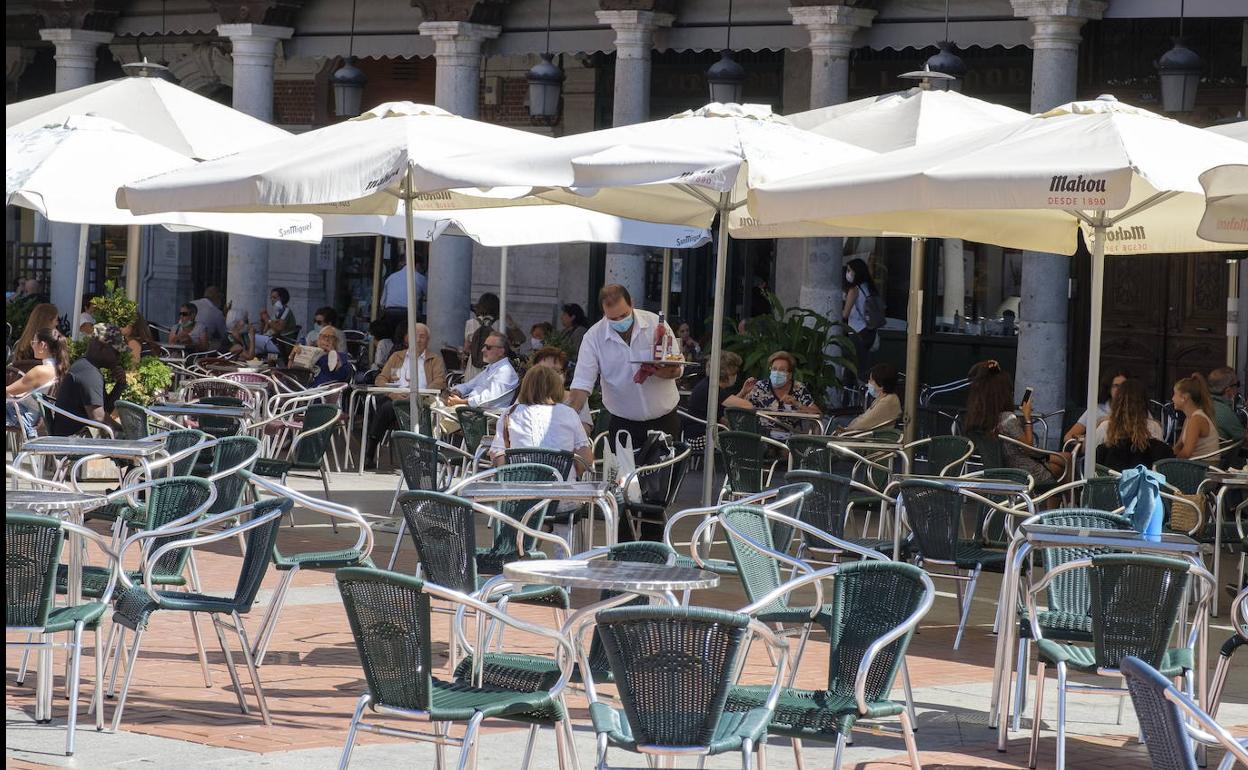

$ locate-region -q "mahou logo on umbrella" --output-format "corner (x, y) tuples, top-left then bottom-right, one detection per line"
(1049, 174), (1108, 193)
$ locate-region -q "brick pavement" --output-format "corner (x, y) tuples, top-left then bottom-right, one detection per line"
(6, 469), (1246, 768)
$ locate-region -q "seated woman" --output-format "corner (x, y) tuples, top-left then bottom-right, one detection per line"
(123, 312), (162, 361)
(964, 360), (1063, 484)
(723, 350), (821, 431)
(6, 328), (67, 439)
(1096, 378), (1173, 471)
(225, 308), (256, 359)
(842, 362), (902, 433)
(307, 325), (354, 387)
(12, 302), (59, 364)
(1063, 368), (1129, 446)
(1171, 372), (1221, 460)
(490, 365), (593, 474)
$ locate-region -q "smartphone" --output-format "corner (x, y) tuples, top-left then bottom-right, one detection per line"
(1021, 387), (1034, 405)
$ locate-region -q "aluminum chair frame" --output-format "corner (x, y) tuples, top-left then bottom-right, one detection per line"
(1024, 556), (1215, 770)
(1208, 587), (1246, 720)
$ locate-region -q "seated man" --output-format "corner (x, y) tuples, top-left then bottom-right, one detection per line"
(169, 302), (209, 352)
(445, 331), (518, 410)
(51, 325), (128, 436)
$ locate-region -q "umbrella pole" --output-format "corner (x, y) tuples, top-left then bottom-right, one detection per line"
(1082, 216), (1107, 480)
(369, 235), (383, 360)
(903, 237), (925, 445)
(499, 246), (508, 337)
(661, 248), (671, 318)
(1229, 259), (1240, 370)
(125, 225), (141, 300)
(701, 194), (731, 505)
(403, 169), (420, 426)
(71, 224), (89, 341)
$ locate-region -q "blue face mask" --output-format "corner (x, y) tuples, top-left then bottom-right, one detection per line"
(769, 369), (788, 388)
(608, 314), (634, 333)
(866, 382), (878, 398)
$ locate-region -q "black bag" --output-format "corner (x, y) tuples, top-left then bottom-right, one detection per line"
(864, 289), (886, 330)
(635, 430), (676, 505)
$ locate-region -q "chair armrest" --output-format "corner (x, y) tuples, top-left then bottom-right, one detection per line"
(245, 471), (373, 559)
(61, 520), (123, 605)
(7, 463), (72, 491)
(853, 570), (935, 714)
(35, 393), (114, 438)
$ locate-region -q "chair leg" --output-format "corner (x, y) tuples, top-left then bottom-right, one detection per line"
(17, 632), (33, 684)
(65, 621), (84, 756)
(1028, 660), (1046, 769)
(757, 737), (767, 770)
(386, 517), (408, 571)
(253, 568), (298, 667)
(519, 724), (540, 770)
(211, 616), (249, 715)
(1013, 637), (1029, 731)
(791, 738), (806, 770)
(232, 611), (271, 726)
(595, 734), (609, 770)
(900, 660), (917, 731)
(110, 627), (145, 732)
(188, 610), (212, 687)
(559, 703), (582, 770)
(832, 733), (846, 770)
(1055, 662), (1068, 770)
(434, 721), (448, 770)
(320, 468), (339, 533)
(553, 715), (569, 770)
(92, 625), (105, 731)
(900, 708), (921, 770)
(1209, 654), (1232, 718)
(953, 566), (981, 650)
(105, 625), (124, 698)
(337, 693), (371, 770)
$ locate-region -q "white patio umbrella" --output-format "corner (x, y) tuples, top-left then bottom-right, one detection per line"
(749, 96), (1248, 483)
(120, 102), (713, 406)
(7, 74), (294, 300)
(6, 115), (321, 338)
(1198, 164), (1248, 245)
(401, 102), (880, 501)
(784, 86), (1029, 441)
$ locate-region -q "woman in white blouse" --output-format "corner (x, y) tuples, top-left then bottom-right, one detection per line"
(490, 365), (592, 473)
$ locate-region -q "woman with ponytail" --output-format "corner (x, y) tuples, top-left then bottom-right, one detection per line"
(1171, 372), (1220, 459)
(6, 327), (67, 437)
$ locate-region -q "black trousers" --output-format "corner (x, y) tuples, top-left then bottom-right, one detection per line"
(369, 397), (400, 442)
(607, 408), (682, 542)
(847, 328), (876, 387)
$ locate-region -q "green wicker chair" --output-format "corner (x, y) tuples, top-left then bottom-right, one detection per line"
(245, 472), (375, 667)
(456, 406), (491, 459)
(785, 470), (895, 558)
(896, 479), (1012, 649)
(618, 442), (693, 543)
(335, 567), (579, 770)
(84, 429), (210, 526)
(1009, 508), (1133, 731)
(906, 434), (975, 477)
(383, 431), (474, 570)
(1121, 655), (1248, 770)
(115, 400), (154, 440)
(499, 447), (595, 545)
(591, 605), (789, 770)
(200, 436), (260, 516)
(476, 462), (562, 575)
(1154, 458), (1210, 494)
(107, 497), (291, 731)
(966, 467), (1034, 548)
(717, 430), (787, 501)
(1025, 554), (1213, 770)
(250, 403), (341, 527)
(7, 513), (118, 755)
(451, 542), (678, 703)
(724, 406), (762, 434)
(787, 435), (848, 475)
(1081, 475), (1123, 511)
(395, 490), (571, 669)
(195, 395), (249, 439)
(728, 561), (933, 770)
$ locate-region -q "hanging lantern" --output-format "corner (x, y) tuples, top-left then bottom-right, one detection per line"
(1154, 38), (1202, 113)
(706, 50), (746, 104)
(924, 41), (966, 92)
(332, 56), (367, 118)
(527, 53), (564, 120)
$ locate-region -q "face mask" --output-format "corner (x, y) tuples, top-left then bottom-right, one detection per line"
(769, 369), (788, 388)
(866, 382), (878, 398)
(844, 270), (854, 283)
(310, 324), (323, 338)
(609, 315), (634, 333)
(531, 337), (543, 348)
(272, 300), (284, 312)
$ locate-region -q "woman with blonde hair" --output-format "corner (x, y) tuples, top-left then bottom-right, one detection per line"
(490, 365), (592, 473)
(1172, 372), (1220, 459)
(1096, 378), (1172, 471)
(13, 303), (59, 362)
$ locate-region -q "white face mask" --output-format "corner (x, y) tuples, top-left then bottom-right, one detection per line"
(844, 270), (854, 283)
(531, 337), (543, 348)
(866, 382), (878, 398)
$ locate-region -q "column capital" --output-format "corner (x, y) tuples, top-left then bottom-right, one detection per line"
(215, 22), (293, 43)
(789, 5), (876, 57)
(1011, 0), (1105, 49)
(417, 21), (500, 52)
(595, 10), (674, 55)
(38, 27), (114, 50)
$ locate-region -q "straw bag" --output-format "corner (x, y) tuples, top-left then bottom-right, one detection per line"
(1169, 492), (1203, 533)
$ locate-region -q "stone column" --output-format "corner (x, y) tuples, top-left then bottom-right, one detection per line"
(39, 29), (114, 316)
(789, 5), (874, 396)
(596, 10), (673, 307)
(942, 238), (966, 321)
(1011, 1), (1105, 442)
(217, 23), (292, 322)
(419, 21), (499, 349)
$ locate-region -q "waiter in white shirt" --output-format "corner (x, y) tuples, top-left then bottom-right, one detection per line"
(380, 260), (428, 325)
(567, 284), (682, 451)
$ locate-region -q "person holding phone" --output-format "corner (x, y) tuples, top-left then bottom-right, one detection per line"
(964, 360), (1064, 483)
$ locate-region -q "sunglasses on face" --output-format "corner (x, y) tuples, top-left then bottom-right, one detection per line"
(179, 311), (191, 317)
(483, 343), (504, 350)
(315, 318), (325, 325)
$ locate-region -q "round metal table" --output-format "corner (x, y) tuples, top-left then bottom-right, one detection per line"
(7, 489), (106, 607)
(502, 559), (718, 593)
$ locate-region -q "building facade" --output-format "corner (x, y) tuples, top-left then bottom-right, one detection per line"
(7, 0), (1247, 426)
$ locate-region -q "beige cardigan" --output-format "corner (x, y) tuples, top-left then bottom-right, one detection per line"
(377, 349), (447, 397)
(847, 393), (902, 432)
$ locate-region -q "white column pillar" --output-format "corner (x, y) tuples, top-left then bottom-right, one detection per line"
(942, 238), (966, 322)
(789, 6), (874, 366)
(1011, 2), (1104, 439)
(596, 10), (673, 307)
(38, 29), (114, 316)
(217, 23), (292, 323)
(419, 21), (500, 350)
